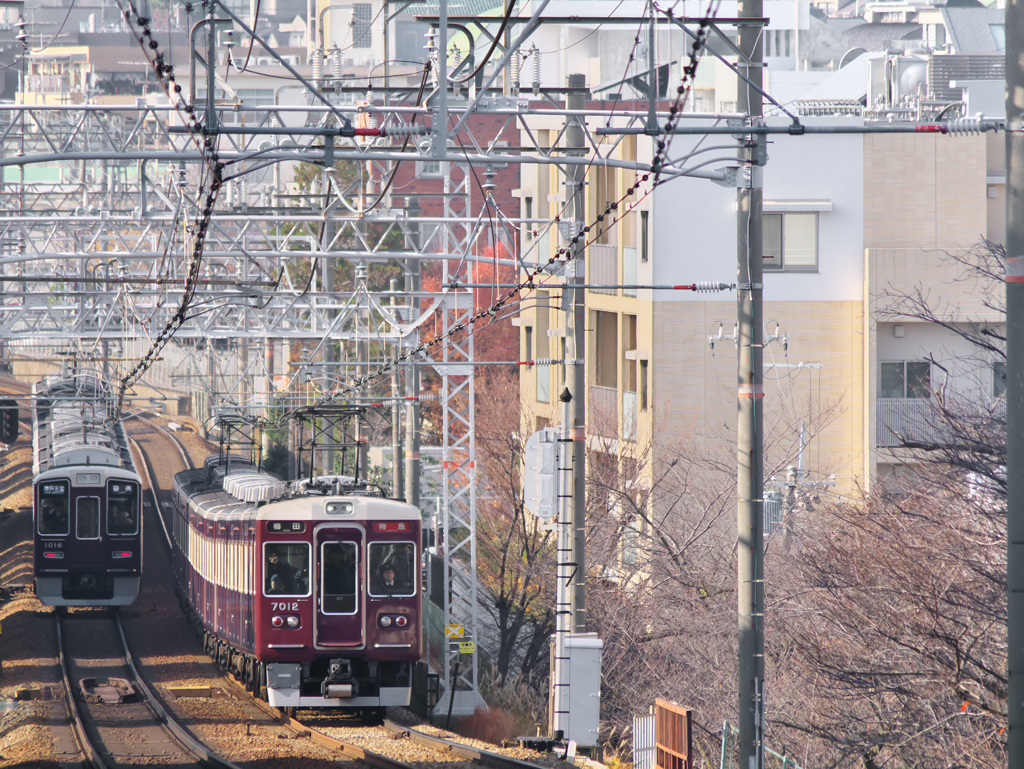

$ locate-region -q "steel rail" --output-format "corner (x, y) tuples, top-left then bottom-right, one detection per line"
(382, 719), (549, 769)
(53, 613), (107, 769)
(136, 415), (194, 470)
(114, 612), (243, 768)
(212, 673), (421, 769)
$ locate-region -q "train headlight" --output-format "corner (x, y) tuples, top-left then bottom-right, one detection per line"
(380, 616), (392, 628)
(272, 616), (284, 628)
(395, 616), (408, 627)
(286, 616), (300, 628)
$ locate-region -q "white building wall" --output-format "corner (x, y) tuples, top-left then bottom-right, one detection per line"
(650, 116), (865, 302)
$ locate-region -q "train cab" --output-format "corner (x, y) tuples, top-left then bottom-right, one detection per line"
(254, 496), (421, 709)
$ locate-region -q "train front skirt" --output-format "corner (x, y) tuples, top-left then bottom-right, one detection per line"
(265, 662), (412, 708)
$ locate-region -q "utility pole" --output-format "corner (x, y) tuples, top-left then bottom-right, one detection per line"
(565, 73), (587, 633)
(736, 0), (764, 766)
(1004, 0), (1024, 760)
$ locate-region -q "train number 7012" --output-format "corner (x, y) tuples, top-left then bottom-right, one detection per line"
(271, 602), (299, 611)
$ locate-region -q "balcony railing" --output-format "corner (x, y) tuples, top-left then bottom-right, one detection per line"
(591, 385), (617, 437)
(876, 398), (937, 447)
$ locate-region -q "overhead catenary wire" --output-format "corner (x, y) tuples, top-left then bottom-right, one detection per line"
(107, 0), (227, 421)
(84, 0), (721, 426)
(31, 0), (78, 54)
(268, 0), (723, 427)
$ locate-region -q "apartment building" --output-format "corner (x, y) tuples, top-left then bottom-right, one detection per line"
(516, 102), (1004, 508)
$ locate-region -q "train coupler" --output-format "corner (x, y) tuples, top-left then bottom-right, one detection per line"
(322, 658), (358, 699)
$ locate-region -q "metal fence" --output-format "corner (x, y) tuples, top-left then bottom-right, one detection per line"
(633, 713), (656, 769)
(655, 698), (692, 769)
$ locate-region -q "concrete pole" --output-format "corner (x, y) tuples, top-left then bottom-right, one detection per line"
(736, 0), (765, 766)
(565, 73), (588, 633)
(1004, 0), (1024, 759)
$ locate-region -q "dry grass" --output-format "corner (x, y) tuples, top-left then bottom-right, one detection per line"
(477, 662), (548, 738)
(459, 706), (518, 745)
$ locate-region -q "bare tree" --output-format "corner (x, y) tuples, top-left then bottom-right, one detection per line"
(582, 384), (843, 760)
(773, 243), (1008, 768)
(474, 368), (556, 685)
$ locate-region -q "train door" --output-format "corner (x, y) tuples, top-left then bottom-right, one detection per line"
(314, 526), (364, 649)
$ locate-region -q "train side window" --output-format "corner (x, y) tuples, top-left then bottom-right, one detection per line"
(77, 497), (100, 539)
(322, 542), (358, 614)
(368, 542), (416, 597)
(107, 481), (139, 535)
(264, 542), (311, 597)
(38, 482), (70, 536)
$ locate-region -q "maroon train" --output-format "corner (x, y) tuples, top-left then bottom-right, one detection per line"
(168, 455), (422, 714)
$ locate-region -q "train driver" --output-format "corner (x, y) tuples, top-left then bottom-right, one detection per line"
(39, 496), (69, 535)
(374, 563), (413, 595)
(266, 548), (296, 594)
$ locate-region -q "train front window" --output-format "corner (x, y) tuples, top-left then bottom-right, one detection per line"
(321, 542), (358, 614)
(77, 497), (100, 539)
(38, 482), (70, 535)
(107, 481), (139, 535)
(264, 542), (311, 597)
(368, 542), (416, 597)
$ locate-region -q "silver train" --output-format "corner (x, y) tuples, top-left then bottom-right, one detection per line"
(32, 372), (142, 606)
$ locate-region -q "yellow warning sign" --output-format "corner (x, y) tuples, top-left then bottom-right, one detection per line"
(444, 623), (465, 638)
(459, 641), (476, 654)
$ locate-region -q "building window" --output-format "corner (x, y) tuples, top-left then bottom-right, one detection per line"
(596, 311), (617, 388)
(418, 158), (443, 177)
(352, 3), (372, 49)
(524, 196), (533, 240)
(640, 359), (648, 411)
(880, 361), (930, 399)
(763, 213), (817, 271)
(640, 210), (649, 263)
(994, 360), (1006, 398)
(524, 326), (533, 363)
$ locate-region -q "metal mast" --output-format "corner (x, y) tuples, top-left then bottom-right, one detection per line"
(564, 72), (588, 632)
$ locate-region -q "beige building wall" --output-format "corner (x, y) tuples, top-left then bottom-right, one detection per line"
(519, 123), (998, 507)
(864, 133), (1001, 484)
(652, 301), (866, 492)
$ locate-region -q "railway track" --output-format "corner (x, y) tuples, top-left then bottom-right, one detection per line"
(55, 608), (240, 768)
(382, 720), (556, 769)
(118, 416), (566, 769)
